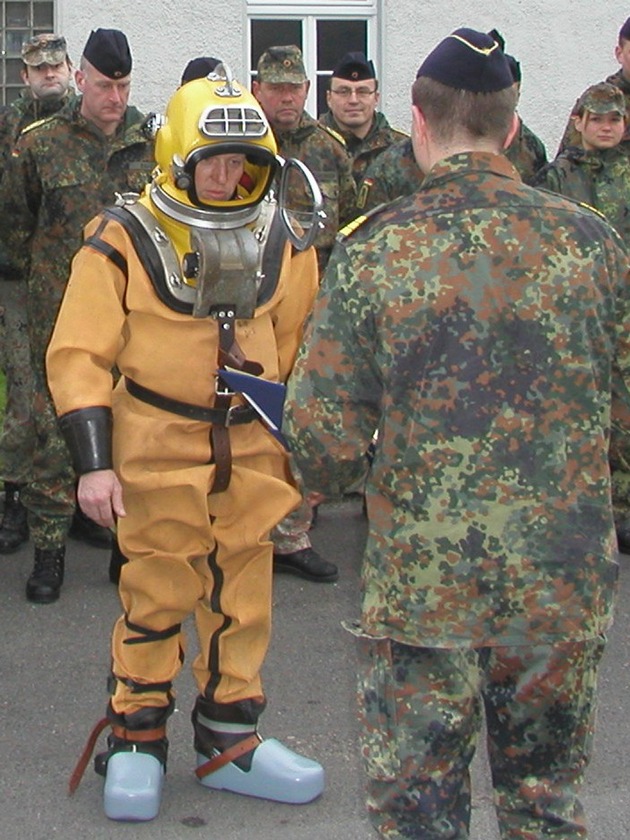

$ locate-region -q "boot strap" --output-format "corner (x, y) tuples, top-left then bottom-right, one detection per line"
(111, 724), (167, 742)
(195, 732), (261, 779)
(68, 717), (110, 795)
(68, 718), (167, 795)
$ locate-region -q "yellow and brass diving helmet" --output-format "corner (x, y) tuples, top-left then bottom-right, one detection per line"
(152, 63), (278, 226)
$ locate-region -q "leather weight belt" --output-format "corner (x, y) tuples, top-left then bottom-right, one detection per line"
(124, 377), (257, 427)
(125, 375), (257, 495)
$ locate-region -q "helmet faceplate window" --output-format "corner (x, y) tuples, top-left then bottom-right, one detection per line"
(200, 106), (268, 138)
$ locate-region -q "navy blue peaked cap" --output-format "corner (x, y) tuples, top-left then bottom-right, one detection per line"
(83, 28), (132, 79)
(416, 27), (514, 93)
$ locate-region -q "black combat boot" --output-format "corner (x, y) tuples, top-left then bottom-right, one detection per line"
(25, 546), (65, 604)
(0, 482), (29, 554)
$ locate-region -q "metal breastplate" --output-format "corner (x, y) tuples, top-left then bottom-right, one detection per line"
(116, 196), (284, 319)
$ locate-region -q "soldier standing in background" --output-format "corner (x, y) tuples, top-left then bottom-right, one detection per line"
(534, 81), (630, 552)
(0, 28), (154, 603)
(0, 34), (75, 555)
(253, 44), (356, 275)
(320, 51), (407, 187)
(558, 16), (630, 154)
(253, 44), (354, 583)
(284, 27), (629, 839)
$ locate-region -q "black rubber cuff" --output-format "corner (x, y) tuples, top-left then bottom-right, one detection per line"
(58, 406), (113, 474)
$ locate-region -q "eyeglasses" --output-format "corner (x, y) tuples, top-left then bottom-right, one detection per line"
(330, 86), (376, 99)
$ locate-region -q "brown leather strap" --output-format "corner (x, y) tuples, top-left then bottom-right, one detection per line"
(68, 719), (168, 796)
(209, 422), (232, 494)
(111, 725), (167, 742)
(68, 717), (111, 796)
(195, 733), (261, 779)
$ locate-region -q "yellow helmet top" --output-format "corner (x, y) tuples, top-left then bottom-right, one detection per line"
(154, 64), (278, 215)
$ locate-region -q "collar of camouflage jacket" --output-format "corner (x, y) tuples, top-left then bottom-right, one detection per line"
(424, 150), (518, 188)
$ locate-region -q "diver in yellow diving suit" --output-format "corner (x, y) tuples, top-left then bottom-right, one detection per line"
(46, 64), (324, 822)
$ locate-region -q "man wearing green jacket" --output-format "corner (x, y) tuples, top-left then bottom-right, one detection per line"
(320, 51), (408, 187)
(0, 28), (155, 603)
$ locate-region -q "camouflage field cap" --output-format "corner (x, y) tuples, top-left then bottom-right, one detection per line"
(256, 45), (307, 84)
(21, 33), (68, 67)
(577, 83), (626, 116)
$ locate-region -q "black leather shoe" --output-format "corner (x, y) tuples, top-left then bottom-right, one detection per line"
(616, 522), (630, 554)
(69, 507), (113, 549)
(0, 482), (29, 554)
(26, 546), (65, 604)
(108, 539), (128, 584)
(273, 547), (338, 583)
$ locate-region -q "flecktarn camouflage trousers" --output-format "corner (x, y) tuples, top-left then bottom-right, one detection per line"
(349, 627), (605, 839)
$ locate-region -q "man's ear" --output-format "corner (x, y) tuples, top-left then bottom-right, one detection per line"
(502, 111), (520, 150)
(75, 68), (85, 93)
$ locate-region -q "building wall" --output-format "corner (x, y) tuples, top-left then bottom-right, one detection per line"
(57, 1), (630, 159)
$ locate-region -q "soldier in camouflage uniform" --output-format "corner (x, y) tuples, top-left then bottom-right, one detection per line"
(0, 28), (154, 603)
(558, 16), (630, 154)
(284, 27), (630, 840)
(253, 45), (356, 276)
(534, 82), (630, 551)
(253, 44), (355, 583)
(319, 51), (408, 187)
(0, 34), (75, 555)
(355, 136), (423, 213)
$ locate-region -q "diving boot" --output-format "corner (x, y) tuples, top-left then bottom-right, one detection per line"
(103, 752), (165, 821)
(96, 730), (168, 822)
(193, 712), (324, 804)
(25, 546), (65, 604)
(0, 482), (29, 554)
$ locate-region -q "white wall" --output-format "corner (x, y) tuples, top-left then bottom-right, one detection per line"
(56, 1), (630, 160)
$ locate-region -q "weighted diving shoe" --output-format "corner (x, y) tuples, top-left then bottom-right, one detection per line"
(272, 547), (338, 583)
(196, 736), (324, 803)
(103, 751), (164, 822)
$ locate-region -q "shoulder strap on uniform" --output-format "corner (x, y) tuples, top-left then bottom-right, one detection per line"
(319, 123), (347, 147)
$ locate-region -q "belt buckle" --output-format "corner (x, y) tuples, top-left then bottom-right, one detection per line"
(215, 375), (235, 397)
(225, 405), (240, 427)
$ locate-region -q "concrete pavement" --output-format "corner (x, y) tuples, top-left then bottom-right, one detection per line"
(0, 496), (628, 839)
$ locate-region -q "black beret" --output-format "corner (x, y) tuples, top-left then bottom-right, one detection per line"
(620, 18), (630, 41)
(331, 51), (375, 82)
(181, 56), (221, 85)
(83, 28), (132, 79)
(416, 27), (514, 93)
